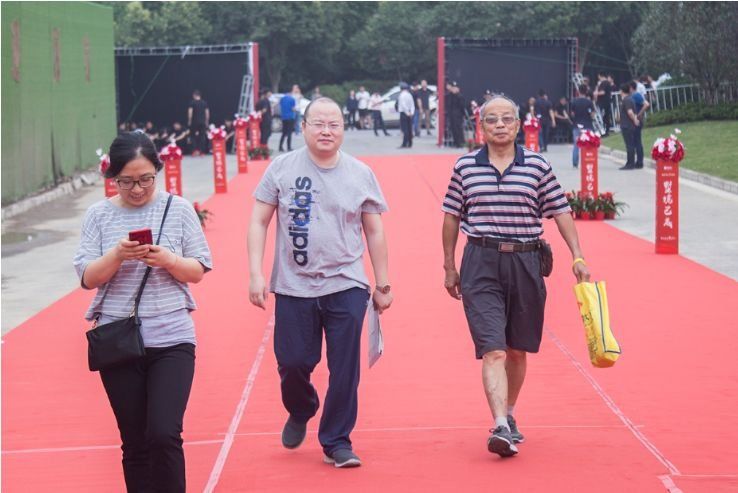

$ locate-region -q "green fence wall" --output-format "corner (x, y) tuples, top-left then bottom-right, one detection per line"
(1, 2), (116, 205)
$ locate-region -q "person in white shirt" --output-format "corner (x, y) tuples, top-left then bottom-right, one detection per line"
(397, 82), (415, 148)
(369, 92), (390, 136)
(356, 86), (371, 129)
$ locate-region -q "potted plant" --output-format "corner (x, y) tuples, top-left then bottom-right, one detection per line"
(248, 145), (271, 160)
(578, 191), (593, 220)
(599, 192), (627, 219)
(193, 202), (213, 228)
(592, 195), (606, 220)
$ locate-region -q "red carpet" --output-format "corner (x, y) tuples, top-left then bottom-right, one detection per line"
(3, 155), (737, 492)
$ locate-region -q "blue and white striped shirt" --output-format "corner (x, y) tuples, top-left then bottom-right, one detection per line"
(73, 191), (212, 347)
(442, 145), (570, 241)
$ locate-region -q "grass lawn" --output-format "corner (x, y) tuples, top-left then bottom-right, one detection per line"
(602, 120), (738, 182)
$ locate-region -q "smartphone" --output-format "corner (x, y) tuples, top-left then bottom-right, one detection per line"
(128, 228), (153, 245)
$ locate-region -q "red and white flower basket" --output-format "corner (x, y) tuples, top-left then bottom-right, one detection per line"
(159, 142), (183, 161)
(652, 134), (685, 163)
(576, 129), (601, 148)
(234, 115), (249, 129)
(96, 148), (110, 175)
(522, 115), (540, 131)
(208, 125), (227, 141)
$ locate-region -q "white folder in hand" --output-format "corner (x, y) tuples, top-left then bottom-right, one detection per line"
(368, 302), (384, 368)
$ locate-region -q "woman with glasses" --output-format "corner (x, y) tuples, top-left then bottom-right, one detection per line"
(73, 131), (212, 492)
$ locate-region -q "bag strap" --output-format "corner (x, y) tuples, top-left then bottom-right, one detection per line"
(131, 194), (174, 318)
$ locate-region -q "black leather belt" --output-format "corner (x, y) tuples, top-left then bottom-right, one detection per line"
(468, 237), (541, 252)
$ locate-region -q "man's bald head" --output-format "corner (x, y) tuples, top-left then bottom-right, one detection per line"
(303, 97), (342, 120)
(480, 95), (520, 119)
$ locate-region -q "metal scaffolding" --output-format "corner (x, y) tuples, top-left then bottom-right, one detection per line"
(114, 43), (253, 57)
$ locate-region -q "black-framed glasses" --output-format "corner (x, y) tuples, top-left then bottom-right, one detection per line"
(305, 120), (343, 132)
(483, 115), (517, 125)
(116, 175), (156, 190)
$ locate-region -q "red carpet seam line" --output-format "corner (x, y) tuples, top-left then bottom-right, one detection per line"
(546, 328), (681, 476)
(203, 315), (275, 493)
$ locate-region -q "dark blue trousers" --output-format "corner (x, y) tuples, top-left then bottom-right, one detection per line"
(274, 287), (369, 455)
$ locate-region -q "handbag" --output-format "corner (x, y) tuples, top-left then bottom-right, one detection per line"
(86, 195), (173, 371)
(539, 239), (553, 277)
(573, 280), (622, 368)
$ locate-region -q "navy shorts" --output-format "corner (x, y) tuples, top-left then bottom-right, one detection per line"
(459, 242), (547, 358)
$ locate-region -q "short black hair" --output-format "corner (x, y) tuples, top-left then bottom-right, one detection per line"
(620, 82), (631, 93)
(105, 131), (163, 179)
(302, 97), (341, 121)
(629, 80), (638, 90)
(193, 90), (201, 97)
(578, 84), (589, 95)
(538, 89), (546, 97)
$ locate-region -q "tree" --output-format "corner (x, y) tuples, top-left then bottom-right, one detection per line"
(633, 2), (738, 104)
(113, 2), (211, 46)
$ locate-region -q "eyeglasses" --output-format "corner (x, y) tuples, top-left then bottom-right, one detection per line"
(305, 120), (343, 132)
(483, 115), (518, 126)
(116, 175), (156, 190)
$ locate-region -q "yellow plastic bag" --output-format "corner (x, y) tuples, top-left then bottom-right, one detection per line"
(574, 281), (621, 368)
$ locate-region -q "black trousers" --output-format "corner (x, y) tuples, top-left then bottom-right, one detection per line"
(279, 119), (294, 151)
(400, 113), (413, 147)
(634, 125), (644, 167)
(347, 110), (357, 129)
(621, 127), (637, 167)
(539, 122), (551, 151)
(449, 113), (464, 147)
(100, 343), (195, 493)
(190, 124), (208, 154)
(274, 287), (369, 455)
(372, 110), (388, 135)
(260, 120), (272, 146)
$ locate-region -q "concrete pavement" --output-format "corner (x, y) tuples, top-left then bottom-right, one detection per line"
(2, 130), (736, 334)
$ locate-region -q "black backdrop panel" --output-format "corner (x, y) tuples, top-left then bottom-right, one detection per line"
(446, 45), (570, 108)
(116, 53), (249, 128)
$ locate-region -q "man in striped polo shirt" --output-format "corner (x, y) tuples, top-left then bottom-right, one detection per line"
(441, 95), (591, 458)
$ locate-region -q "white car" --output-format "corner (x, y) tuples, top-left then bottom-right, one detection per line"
(378, 85), (438, 128)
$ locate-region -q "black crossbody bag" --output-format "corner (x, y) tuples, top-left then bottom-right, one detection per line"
(86, 195), (173, 372)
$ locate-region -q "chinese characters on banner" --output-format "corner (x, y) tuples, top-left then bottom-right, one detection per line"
(656, 160), (679, 254)
(580, 149), (599, 199)
(248, 115), (261, 152)
(236, 126), (249, 173)
(165, 159), (182, 196)
(212, 138), (228, 194)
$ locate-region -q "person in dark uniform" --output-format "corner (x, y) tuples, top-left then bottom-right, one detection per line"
(255, 89), (273, 147)
(187, 90), (209, 156)
(534, 90), (556, 152)
(446, 81), (465, 148)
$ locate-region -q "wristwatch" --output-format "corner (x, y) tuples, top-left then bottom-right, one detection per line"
(375, 284), (391, 294)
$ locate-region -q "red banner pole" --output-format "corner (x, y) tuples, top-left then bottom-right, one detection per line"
(104, 178), (117, 197)
(164, 158), (182, 196)
(655, 159), (679, 254)
(524, 128), (539, 152)
(437, 37), (445, 147)
(580, 147), (599, 200)
(252, 43), (259, 112)
(474, 107), (484, 146)
(212, 138), (228, 194)
(236, 126), (249, 173)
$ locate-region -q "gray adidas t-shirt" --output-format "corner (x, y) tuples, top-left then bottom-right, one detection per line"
(254, 147), (388, 297)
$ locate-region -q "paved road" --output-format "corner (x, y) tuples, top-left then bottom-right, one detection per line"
(2, 130), (736, 333)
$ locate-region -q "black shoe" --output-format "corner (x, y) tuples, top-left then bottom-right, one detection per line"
(634, 164), (644, 169)
(281, 416), (307, 449)
(324, 448), (362, 468)
(619, 164), (636, 170)
(507, 416), (525, 444)
(487, 426), (518, 457)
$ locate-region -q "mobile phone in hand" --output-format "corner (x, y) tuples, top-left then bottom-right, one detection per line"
(128, 228), (153, 245)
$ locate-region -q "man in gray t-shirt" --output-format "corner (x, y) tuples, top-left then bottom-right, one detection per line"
(248, 97), (393, 468)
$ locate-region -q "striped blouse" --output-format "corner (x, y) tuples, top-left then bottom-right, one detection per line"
(442, 145), (570, 241)
(73, 191), (212, 321)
